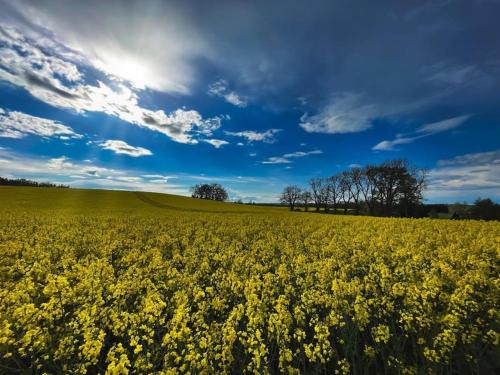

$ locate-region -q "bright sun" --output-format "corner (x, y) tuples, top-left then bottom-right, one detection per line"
(113, 59), (150, 89)
(97, 54), (151, 90)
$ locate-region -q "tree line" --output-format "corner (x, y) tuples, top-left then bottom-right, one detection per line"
(191, 183), (228, 201)
(448, 198), (500, 221)
(281, 159), (427, 217)
(0, 176), (69, 188)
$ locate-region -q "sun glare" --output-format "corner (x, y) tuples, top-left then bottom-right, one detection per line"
(99, 55), (151, 90)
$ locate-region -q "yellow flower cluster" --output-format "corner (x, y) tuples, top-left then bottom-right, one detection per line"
(0, 205), (498, 373)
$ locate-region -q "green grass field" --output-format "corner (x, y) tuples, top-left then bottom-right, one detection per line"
(0, 186), (286, 215)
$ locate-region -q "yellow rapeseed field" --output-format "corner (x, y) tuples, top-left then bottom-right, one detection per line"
(0, 187), (499, 374)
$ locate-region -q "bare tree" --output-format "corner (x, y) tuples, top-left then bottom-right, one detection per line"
(326, 175), (341, 213)
(366, 160), (427, 216)
(359, 165), (379, 215)
(346, 168), (362, 214)
(339, 171), (353, 214)
(290, 160), (427, 217)
(301, 190), (312, 212)
(280, 185), (302, 211)
(398, 165), (427, 217)
(377, 160), (404, 215)
(309, 178), (324, 212)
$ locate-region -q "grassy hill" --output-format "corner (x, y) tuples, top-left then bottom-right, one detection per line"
(0, 186), (285, 214)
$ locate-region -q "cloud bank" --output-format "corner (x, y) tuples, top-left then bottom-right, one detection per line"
(426, 149), (500, 201)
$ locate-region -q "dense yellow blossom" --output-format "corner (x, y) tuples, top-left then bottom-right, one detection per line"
(0, 187), (499, 373)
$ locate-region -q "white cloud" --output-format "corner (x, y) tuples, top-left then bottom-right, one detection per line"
(373, 115), (470, 151)
(283, 150), (323, 158)
(99, 140), (152, 157)
(426, 150), (500, 201)
(46, 156), (109, 177)
(261, 157), (292, 164)
(142, 174), (175, 179)
(0, 25), (85, 104)
(416, 115), (471, 134)
(208, 80), (247, 107)
(438, 150), (500, 167)
(0, 108), (82, 139)
(299, 93), (379, 134)
(224, 128), (282, 143)
(202, 139), (229, 148)
(224, 92), (247, 107)
(372, 136), (421, 151)
(299, 91), (434, 136)
(0, 24), (225, 144)
(185, 174), (263, 184)
(140, 109), (225, 144)
(262, 149), (322, 164)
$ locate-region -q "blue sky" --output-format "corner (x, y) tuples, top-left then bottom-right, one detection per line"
(0, 0), (499, 203)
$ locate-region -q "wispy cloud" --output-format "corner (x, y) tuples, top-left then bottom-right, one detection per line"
(208, 80), (247, 107)
(99, 140), (152, 157)
(262, 150), (322, 164)
(141, 174), (176, 184)
(299, 88), (443, 136)
(224, 128), (282, 143)
(185, 174), (263, 184)
(0, 107), (82, 140)
(426, 149), (500, 202)
(373, 115), (471, 151)
(438, 150), (500, 167)
(416, 115), (471, 134)
(282, 150), (322, 158)
(425, 63), (491, 89)
(299, 93), (380, 134)
(261, 156), (292, 165)
(372, 136), (421, 151)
